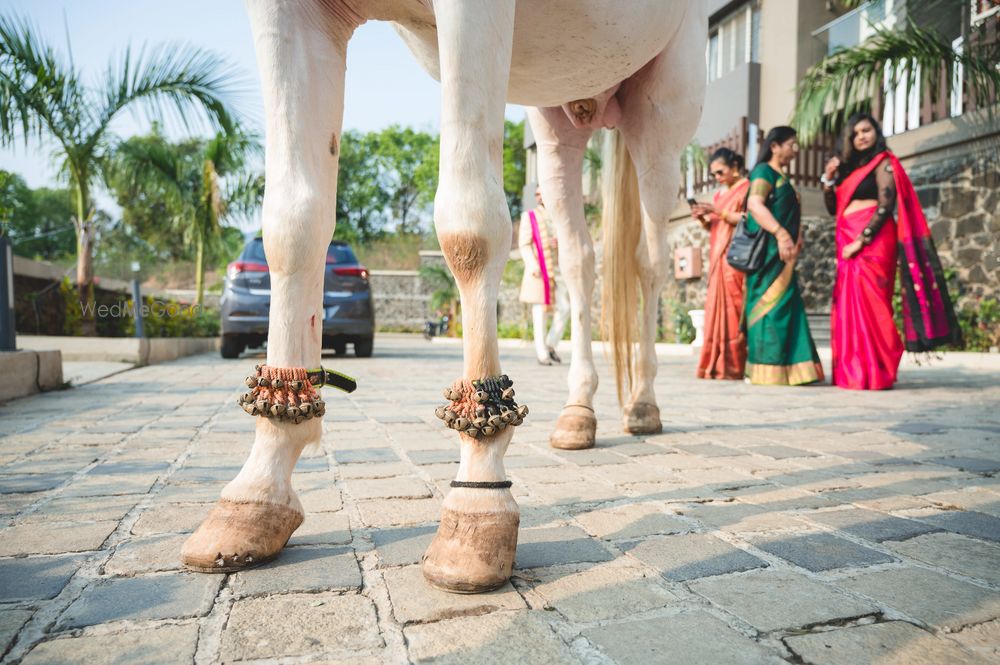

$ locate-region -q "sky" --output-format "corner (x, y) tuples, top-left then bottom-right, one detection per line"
(0, 0), (527, 191)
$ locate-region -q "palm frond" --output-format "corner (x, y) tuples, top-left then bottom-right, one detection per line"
(220, 171), (264, 225)
(107, 137), (192, 224)
(0, 13), (85, 149)
(793, 18), (999, 144)
(92, 42), (244, 154)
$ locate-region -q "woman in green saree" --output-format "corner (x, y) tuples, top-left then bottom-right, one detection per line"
(743, 126), (824, 385)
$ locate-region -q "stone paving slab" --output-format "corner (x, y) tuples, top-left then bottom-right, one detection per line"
(221, 592), (382, 661)
(0, 520), (119, 556)
(783, 620), (992, 665)
(626, 533), (767, 582)
(0, 337), (998, 663)
(583, 611), (785, 664)
(0, 554), (86, 602)
(837, 566), (1000, 630)
(919, 510), (1000, 543)
(229, 546), (361, 598)
(689, 569), (878, 632)
(21, 624), (201, 665)
(806, 507), (942, 542)
(515, 525), (615, 569)
(0, 609), (32, 657)
(57, 573), (223, 629)
(751, 531), (896, 572)
(527, 558), (677, 622)
(103, 533), (188, 575)
(404, 611), (576, 665)
(885, 532), (1000, 585)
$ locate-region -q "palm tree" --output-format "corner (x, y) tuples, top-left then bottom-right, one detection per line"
(792, 0), (999, 143)
(0, 14), (241, 331)
(108, 129), (262, 305)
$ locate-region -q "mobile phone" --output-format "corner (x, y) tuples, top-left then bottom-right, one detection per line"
(686, 197), (698, 207)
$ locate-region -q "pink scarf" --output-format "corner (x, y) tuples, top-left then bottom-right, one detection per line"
(529, 210), (551, 306)
(836, 151), (961, 351)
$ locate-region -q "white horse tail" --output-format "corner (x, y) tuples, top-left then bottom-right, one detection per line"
(600, 129), (641, 406)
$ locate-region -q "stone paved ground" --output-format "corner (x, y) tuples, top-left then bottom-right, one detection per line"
(1, 335), (999, 664)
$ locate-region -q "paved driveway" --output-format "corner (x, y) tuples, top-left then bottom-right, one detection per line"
(1, 335), (998, 663)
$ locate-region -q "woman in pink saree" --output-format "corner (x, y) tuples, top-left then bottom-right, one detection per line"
(822, 113), (961, 390)
(692, 148), (749, 380)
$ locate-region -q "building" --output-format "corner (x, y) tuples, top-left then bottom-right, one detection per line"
(523, 0), (998, 341)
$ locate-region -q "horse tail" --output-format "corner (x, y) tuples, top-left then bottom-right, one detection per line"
(600, 129), (641, 406)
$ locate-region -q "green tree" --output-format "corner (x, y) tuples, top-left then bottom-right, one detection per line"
(792, 0), (999, 143)
(0, 170), (78, 259)
(0, 14), (240, 332)
(108, 127), (262, 304)
(335, 129), (390, 243)
(373, 125), (438, 234)
(503, 119), (526, 219)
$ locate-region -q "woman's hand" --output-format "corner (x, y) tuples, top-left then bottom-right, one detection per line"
(691, 204), (712, 228)
(777, 229), (796, 262)
(693, 203), (718, 217)
(841, 238), (864, 260)
(823, 156), (840, 181)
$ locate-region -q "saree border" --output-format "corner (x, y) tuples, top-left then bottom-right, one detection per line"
(746, 360), (824, 386)
(748, 259), (795, 327)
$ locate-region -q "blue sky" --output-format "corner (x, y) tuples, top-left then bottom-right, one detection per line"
(0, 0), (526, 190)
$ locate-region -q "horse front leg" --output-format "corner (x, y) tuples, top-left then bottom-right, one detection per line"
(524, 107), (598, 450)
(181, 0), (360, 572)
(617, 7), (706, 434)
(420, 0), (520, 593)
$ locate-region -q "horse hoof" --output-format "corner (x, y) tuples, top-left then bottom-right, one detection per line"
(422, 508), (519, 593)
(550, 405), (597, 450)
(181, 499), (303, 573)
(623, 402), (662, 435)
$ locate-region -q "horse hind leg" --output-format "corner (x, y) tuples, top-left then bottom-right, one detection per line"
(181, 2), (360, 572)
(420, 0), (520, 593)
(617, 8), (707, 434)
(524, 107), (599, 450)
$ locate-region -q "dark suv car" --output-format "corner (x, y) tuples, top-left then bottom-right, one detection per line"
(220, 238), (375, 358)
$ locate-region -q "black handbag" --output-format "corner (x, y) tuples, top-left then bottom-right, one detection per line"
(725, 215), (767, 273)
(725, 187), (774, 273)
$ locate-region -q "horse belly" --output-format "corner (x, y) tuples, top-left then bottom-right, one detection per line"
(392, 0), (687, 107)
(508, 0), (684, 106)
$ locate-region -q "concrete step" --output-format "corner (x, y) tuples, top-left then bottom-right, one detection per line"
(807, 313), (831, 345)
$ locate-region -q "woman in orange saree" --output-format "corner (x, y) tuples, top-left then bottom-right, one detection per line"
(692, 148), (749, 380)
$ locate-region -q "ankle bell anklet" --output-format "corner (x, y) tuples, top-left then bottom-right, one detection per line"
(434, 374), (528, 439)
(237, 364), (357, 423)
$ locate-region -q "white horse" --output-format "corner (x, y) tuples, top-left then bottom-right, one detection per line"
(182, 0), (706, 593)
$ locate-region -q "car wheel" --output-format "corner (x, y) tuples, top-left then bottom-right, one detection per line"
(332, 340), (347, 356)
(221, 335), (244, 359)
(354, 337), (374, 358)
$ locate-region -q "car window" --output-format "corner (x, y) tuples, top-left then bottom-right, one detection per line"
(327, 244), (357, 264)
(242, 239), (267, 263)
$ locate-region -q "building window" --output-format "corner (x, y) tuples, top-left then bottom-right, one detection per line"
(814, 0), (895, 56)
(708, 31), (720, 81)
(707, 1), (758, 83)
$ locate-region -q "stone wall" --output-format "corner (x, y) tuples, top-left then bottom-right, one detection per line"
(907, 145), (999, 309)
(662, 202), (837, 315)
(369, 270), (429, 331)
